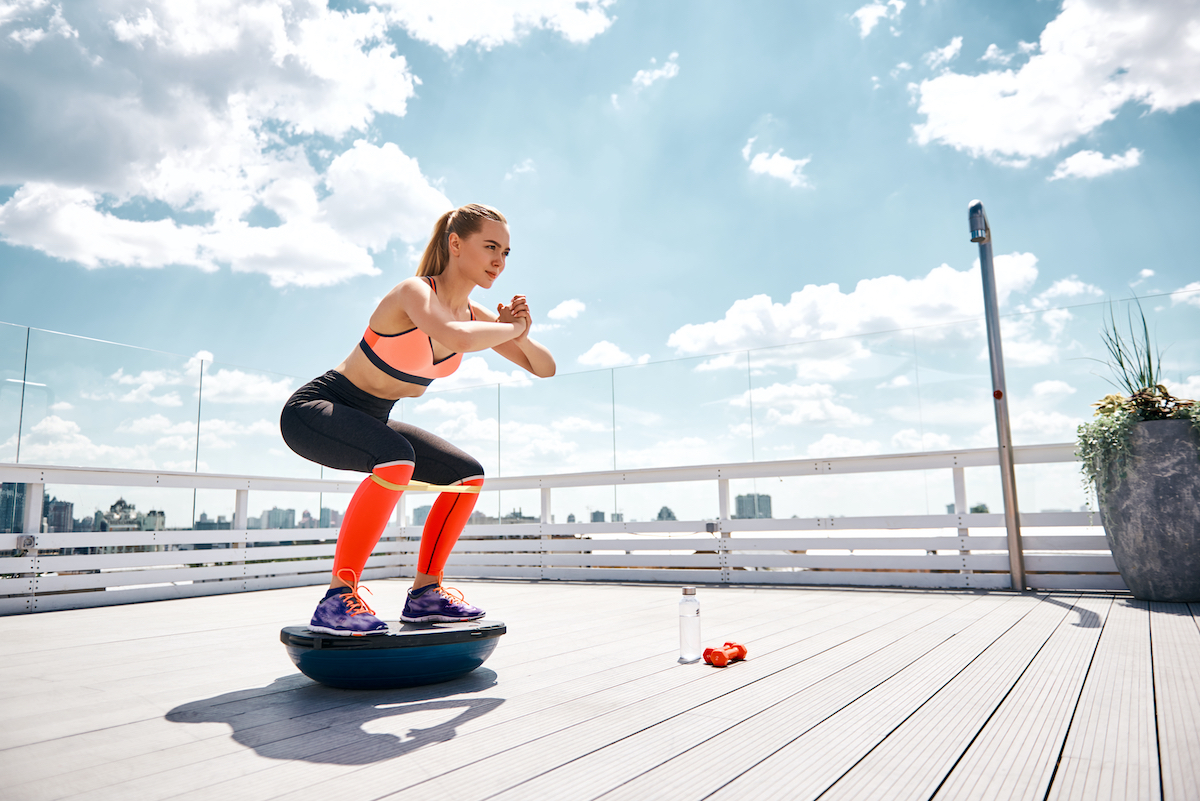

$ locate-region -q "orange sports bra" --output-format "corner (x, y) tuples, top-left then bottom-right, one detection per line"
(358, 277), (474, 387)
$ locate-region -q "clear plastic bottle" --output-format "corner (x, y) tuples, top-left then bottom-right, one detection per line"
(678, 586), (701, 663)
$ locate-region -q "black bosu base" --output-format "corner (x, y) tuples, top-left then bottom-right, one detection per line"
(281, 620), (505, 690)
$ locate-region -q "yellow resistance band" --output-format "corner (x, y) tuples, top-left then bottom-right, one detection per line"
(370, 475), (482, 494)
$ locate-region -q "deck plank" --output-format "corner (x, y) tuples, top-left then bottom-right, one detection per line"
(932, 595), (1114, 801)
(1150, 602), (1200, 801)
(170, 592), (969, 801)
(1046, 599), (1159, 801)
(816, 594), (1083, 800)
(472, 594), (1011, 801)
(0, 582), (1191, 801)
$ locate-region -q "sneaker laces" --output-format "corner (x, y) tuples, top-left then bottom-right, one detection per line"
(435, 573), (469, 607)
(336, 568), (377, 617)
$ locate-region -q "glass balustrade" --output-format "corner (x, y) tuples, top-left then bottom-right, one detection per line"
(1, 289), (1196, 534)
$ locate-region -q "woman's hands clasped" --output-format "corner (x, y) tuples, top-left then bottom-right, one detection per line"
(496, 295), (531, 341)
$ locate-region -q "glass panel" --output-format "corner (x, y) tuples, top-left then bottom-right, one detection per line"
(748, 331), (926, 459)
(613, 354), (753, 470)
(550, 486), (618, 526)
(1000, 295), (1200, 447)
(499, 369), (615, 475)
(195, 358), (310, 478)
(613, 482), (718, 524)
(45, 484), (195, 535)
(19, 329), (201, 469)
(0, 322), (28, 464)
(396, 383), (500, 479)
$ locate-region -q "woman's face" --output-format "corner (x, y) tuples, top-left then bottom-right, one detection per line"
(452, 219), (510, 289)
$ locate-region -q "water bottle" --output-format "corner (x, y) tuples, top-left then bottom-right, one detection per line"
(678, 586), (701, 663)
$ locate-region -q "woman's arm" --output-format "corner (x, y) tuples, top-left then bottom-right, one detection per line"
(388, 277), (525, 353)
(474, 296), (557, 378)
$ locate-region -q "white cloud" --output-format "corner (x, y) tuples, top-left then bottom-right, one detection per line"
(742, 139), (812, 189)
(891, 429), (953, 452)
(923, 36), (963, 71)
(8, 415), (156, 468)
(890, 61), (912, 79)
(319, 140), (453, 252)
(433, 356), (532, 390)
(1031, 276), (1104, 308)
(1165, 375), (1200, 400)
(1139, 269), (1155, 279)
(806, 433), (881, 458)
(667, 253), (1039, 355)
(876, 375), (912, 389)
(0, 0), (50, 27)
(632, 52), (679, 90)
(1009, 409), (1086, 441)
(0, 1), (601, 288)
(578, 341), (650, 368)
(914, 0), (1200, 164)
(1033, 380), (1077, 397)
(375, 0), (616, 52)
(1171, 282), (1200, 307)
(851, 0), (904, 38)
(733, 382), (871, 428)
(980, 44), (1012, 65)
(49, 401), (73, 412)
(504, 158), (536, 181)
(201, 368), (296, 404)
(547, 299), (586, 320)
(1048, 148), (1143, 181)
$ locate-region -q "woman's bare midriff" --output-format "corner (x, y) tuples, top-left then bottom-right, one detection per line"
(334, 347), (429, 400)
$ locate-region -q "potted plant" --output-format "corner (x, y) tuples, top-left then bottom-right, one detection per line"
(1077, 300), (1200, 602)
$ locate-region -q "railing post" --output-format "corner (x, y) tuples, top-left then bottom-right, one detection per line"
(954, 466), (972, 575)
(969, 200), (1026, 591)
(23, 482), (44, 534)
(540, 487), (551, 524)
(718, 478), (730, 524)
(234, 489), (249, 531)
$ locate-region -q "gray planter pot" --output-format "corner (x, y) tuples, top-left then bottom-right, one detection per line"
(1098, 418), (1200, 602)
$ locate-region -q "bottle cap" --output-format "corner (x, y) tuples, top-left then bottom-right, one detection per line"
(681, 586), (696, 595)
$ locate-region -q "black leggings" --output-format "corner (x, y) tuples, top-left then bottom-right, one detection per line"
(280, 371), (484, 486)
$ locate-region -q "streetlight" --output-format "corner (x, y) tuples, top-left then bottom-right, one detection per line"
(969, 200), (1026, 591)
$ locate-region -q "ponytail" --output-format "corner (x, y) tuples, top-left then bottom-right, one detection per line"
(416, 203), (507, 277)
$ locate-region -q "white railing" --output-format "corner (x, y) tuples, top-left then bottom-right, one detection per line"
(0, 442), (1120, 614)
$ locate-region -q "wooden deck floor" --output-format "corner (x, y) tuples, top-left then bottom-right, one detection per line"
(1, 581), (1198, 800)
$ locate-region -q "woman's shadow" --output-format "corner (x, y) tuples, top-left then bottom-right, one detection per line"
(166, 669), (504, 765)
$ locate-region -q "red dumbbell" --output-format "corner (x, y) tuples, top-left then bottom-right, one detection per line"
(703, 642), (748, 667)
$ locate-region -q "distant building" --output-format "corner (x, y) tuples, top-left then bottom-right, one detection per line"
(591, 511), (605, 523)
(262, 507), (295, 529)
(1, 483), (26, 533)
(95, 498), (164, 531)
(735, 493), (772, 519)
(319, 507), (341, 528)
(195, 512), (231, 531)
(413, 505), (432, 526)
(45, 496), (73, 533)
(566, 514), (575, 523)
(611, 512), (623, 522)
(502, 508), (537, 524)
(657, 506), (676, 521)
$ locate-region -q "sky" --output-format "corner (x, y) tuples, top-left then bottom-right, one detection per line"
(1, 0), (1199, 524)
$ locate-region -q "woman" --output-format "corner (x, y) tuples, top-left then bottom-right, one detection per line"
(280, 203), (555, 635)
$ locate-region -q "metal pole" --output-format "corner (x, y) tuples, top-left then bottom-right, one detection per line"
(969, 200), (1025, 590)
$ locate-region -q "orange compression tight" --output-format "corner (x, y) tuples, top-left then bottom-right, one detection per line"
(417, 478), (486, 576)
(331, 461), (415, 584)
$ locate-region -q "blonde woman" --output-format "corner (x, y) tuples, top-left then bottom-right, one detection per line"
(281, 204), (555, 634)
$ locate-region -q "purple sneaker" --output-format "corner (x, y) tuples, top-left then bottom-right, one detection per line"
(401, 583), (485, 623)
(309, 585), (388, 636)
